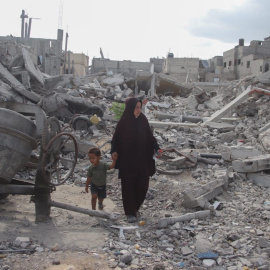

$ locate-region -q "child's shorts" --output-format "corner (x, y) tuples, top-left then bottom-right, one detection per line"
(90, 183), (106, 199)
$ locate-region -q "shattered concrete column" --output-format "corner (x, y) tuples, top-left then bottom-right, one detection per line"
(158, 210), (210, 228)
(150, 63), (156, 96)
(182, 170), (229, 209)
(100, 47), (108, 74)
(72, 60), (75, 75)
(63, 32), (69, 74)
(28, 18), (32, 38)
(25, 22), (28, 38)
(20, 10), (28, 38)
(68, 50), (71, 74)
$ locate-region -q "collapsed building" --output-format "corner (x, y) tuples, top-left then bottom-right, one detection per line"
(1, 13), (270, 269)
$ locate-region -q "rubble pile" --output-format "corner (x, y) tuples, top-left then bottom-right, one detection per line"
(1, 42), (270, 269)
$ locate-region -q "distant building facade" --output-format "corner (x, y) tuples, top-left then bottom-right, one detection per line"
(223, 37), (270, 80)
(62, 51), (89, 77)
(91, 58), (152, 78)
(162, 54), (200, 82)
(0, 29), (63, 76)
(88, 36), (270, 83)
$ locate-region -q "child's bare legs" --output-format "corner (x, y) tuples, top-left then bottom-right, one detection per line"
(91, 194), (104, 210)
(98, 198), (104, 210)
(91, 193), (98, 210)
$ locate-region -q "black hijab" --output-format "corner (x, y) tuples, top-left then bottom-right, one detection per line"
(111, 97), (157, 178)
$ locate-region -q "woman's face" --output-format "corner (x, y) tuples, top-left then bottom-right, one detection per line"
(134, 102), (142, 118)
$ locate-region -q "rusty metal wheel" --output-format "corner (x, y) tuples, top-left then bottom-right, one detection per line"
(42, 117), (61, 150)
(42, 132), (78, 186)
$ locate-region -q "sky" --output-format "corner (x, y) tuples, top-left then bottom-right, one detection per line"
(1, 0), (270, 62)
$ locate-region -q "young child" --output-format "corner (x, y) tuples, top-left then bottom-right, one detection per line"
(85, 147), (117, 210)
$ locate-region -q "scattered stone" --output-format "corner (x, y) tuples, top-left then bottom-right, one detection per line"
(50, 243), (60, 252)
(258, 237), (270, 248)
(181, 246), (193, 256)
(120, 253), (132, 264)
(203, 259), (216, 267)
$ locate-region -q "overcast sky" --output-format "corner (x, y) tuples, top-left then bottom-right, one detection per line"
(1, 0), (270, 62)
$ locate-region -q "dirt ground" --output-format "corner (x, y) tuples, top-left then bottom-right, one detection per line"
(0, 132), (198, 270)
(0, 183), (119, 270)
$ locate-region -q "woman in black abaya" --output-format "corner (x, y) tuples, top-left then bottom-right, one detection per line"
(111, 97), (160, 223)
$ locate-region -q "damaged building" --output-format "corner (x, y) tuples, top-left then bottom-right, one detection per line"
(223, 37), (270, 80)
(1, 11), (270, 269)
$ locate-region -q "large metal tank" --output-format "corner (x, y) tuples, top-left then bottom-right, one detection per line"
(0, 108), (37, 183)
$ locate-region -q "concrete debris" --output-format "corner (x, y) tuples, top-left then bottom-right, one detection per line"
(204, 85), (252, 123)
(232, 154), (270, 172)
(22, 47), (44, 86)
(39, 89), (104, 123)
(158, 210), (210, 228)
(2, 35), (270, 270)
(0, 62), (40, 104)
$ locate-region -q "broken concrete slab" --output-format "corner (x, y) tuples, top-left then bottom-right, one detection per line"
(259, 122), (270, 133)
(216, 131), (236, 142)
(44, 75), (62, 91)
(156, 73), (193, 97)
(154, 111), (239, 123)
(220, 145), (262, 162)
(204, 85), (251, 123)
(22, 47), (44, 86)
(259, 129), (270, 152)
(204, 95), (224, 111)
(232, 154), (270, 173)
(182, 170), (229, 209)
(192, 82), (232, 93)
(186, 95), (198, 110)
(0, 79), (24, 103)
(101, 73), (125, 86)
(0, 62), (40, 104)
(167, 156), (186, 169)
(247, 172), (270, 188)
(39, 91), (104, 122)
(230, 146), (262, 160)
(149, 120), (197, 129)
(204, 122), (235, 133)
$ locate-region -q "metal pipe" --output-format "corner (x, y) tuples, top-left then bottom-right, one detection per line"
(0, 185), (35, 195)
(28, 18), (32, 38)
(49, 200), (118, 220)
(0, 185), (51, 195)
(200, 153), (222, 159)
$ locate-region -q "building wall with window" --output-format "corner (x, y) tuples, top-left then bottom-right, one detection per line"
(223, 38), (270, 80)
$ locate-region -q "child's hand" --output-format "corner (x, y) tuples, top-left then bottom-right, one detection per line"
(155, 149), (163, 159)
(112, 152), (118, 160)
